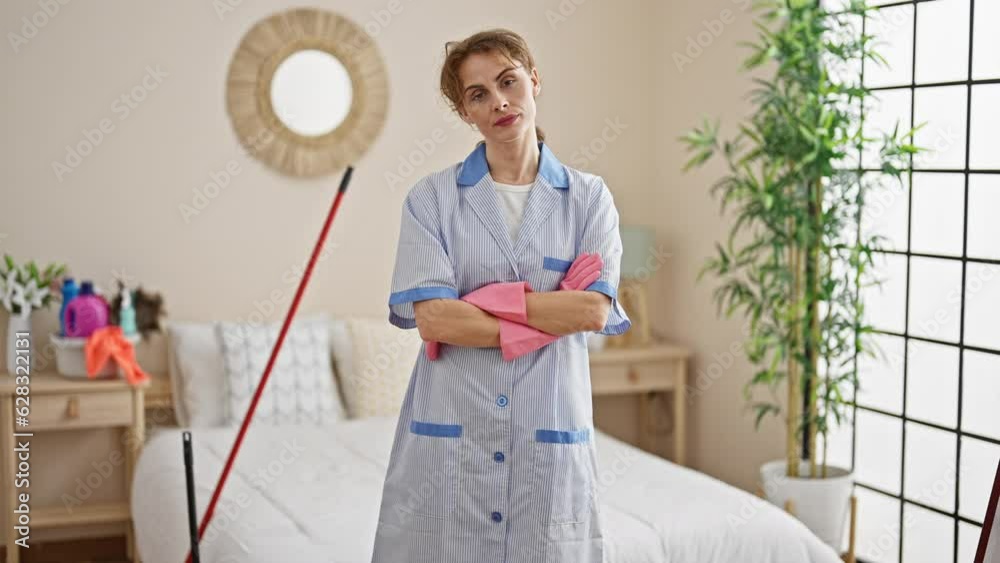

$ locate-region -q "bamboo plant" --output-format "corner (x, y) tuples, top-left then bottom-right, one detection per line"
(680, 0), (922, 478)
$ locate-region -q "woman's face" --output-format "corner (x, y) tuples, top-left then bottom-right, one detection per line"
(457, 51), (540, 144)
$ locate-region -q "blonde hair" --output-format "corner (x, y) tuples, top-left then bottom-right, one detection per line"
(440, 28), (545, 143)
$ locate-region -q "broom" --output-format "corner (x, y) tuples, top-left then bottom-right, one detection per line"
(183, 166), (354, 563)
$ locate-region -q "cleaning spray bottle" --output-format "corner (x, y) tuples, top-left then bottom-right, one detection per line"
(63, 281), (109, 338)
(58, 278), (79, 336)
(118, 288), (138, 336)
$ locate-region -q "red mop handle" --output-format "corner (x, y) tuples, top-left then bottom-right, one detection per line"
(184, 166), (354, 563)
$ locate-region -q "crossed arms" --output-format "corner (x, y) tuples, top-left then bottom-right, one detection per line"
(414, 291), (611, 349)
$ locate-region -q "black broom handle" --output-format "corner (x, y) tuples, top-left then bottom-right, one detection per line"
(183, 431), (201, 563)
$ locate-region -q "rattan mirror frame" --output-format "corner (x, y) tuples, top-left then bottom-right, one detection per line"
(225, 8), (389, 177)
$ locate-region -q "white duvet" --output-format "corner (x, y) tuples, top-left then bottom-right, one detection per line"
(132, 415), (841, 563)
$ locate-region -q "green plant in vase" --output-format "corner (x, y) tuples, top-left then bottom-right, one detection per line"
(2, 254), (68, 374)
(0, 255), (66, 319)
(681, 0), (924, 550)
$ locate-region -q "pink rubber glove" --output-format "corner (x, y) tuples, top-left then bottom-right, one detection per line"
(488, 255), (612, 356)
(460, 281), (532, 323)
(425, 282), (534, 360)
(497, 318), (558, 361)
(559, 252), (603, 291)
(424, 255), (602, 362)
(425, 340), (440, 360)
(465, 282), (559, 361)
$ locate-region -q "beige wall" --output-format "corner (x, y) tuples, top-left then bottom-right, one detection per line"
(650, 0), (786, 492)
(1, 0), (781, 545)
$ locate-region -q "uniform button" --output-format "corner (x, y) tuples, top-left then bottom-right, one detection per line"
(496, 394), (508, 407)
(491, 511), (503, 522)
(494, 451), (505, 463)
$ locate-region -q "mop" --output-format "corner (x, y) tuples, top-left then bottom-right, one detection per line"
(183, 166), (354, 563)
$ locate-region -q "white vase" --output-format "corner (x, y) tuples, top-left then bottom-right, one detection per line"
(6, 313), (32, 375)
(760, 459), (854, 553)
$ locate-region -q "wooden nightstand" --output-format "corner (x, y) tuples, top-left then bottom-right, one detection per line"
(589, 342), (691, 465)
(0, 372), (149, 563)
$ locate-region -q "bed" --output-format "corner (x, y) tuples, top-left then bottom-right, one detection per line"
(137, 316), (841, 562)
(131, 414), (842, 563)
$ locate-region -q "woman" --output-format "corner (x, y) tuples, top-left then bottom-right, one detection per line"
(372, 29), (631, 563)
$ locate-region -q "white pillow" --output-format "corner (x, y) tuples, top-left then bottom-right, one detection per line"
(216, 314), (345, 426)
(166, 320), (228, 427)
(329, 317), (421, 418)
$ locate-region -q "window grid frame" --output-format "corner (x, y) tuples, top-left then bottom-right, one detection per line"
(845, 1), (999, 561)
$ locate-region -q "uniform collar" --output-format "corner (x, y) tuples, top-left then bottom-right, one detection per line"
(457, 141), (569, 189)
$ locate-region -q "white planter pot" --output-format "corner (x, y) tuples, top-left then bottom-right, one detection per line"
(50, 332), (137, 378)
(760, 459), (854, 553)
(6, 314), (33, 375)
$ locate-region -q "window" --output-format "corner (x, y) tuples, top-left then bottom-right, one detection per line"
(825, 1), (1000, 562)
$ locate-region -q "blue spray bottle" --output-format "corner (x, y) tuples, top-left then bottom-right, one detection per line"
(59, 278), (79, 337)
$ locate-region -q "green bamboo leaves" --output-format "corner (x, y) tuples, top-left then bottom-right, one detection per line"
(681, 0), (923, 477)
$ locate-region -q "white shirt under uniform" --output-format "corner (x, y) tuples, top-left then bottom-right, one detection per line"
(491, 178), (534, 245)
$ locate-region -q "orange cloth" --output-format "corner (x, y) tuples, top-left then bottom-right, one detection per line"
(84, 326), (150, 386)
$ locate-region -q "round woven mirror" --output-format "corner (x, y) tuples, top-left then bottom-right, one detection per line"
(225, 8), (389, 177)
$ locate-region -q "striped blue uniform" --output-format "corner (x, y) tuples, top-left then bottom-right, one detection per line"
(372, 141), (631, 563)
